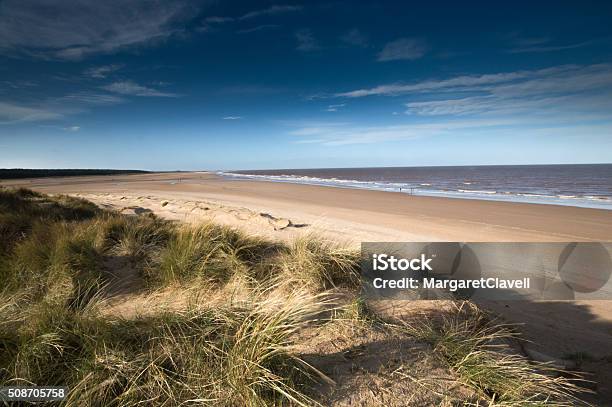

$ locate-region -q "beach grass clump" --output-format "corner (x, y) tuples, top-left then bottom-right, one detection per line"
(0, 189), (95, 255)
(276, 235), (360, 291)
(1, 219), (105, 308)
(156, 223), (229, 284)
(0, 288), (326, 406)
(94, 213), (174, 259)
(154, 225), (213, 285)
(0, 187), (99, 221)
(399, 302), (588, 406)
(154, 223), (282, 286)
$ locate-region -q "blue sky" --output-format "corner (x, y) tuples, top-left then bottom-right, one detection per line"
(1, 0), (611, 170)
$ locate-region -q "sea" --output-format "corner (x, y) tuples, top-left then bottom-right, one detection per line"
(219, 164), (612, 210)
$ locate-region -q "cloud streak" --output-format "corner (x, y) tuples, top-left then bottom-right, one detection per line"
(201, 4), (302, 31)
(507, 40), (596, 54)
(377, 38), (428, 61)
(239, 5), (301, 20)
(296, 29), (319, 52)
(102, 81), (179, 97)
(335, 64), (612, 105)
(0, 101), (63, 124)
(84, 64), (123, 79)
(237, 24), (280, 34)
(304, 64), (612, 146)
(326, 103), (346, 112)
(0, 0), (196, 59)
(288, 119), (612, 146)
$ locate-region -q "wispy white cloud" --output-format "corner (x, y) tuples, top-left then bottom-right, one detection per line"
(340, 29), (368, 47)
(84, 64), (123, 79)
(0, 101), (63, 124)
(296, 29), (319, 52)
(507, 40), (596, 54)
(0, 0), (196, 60)
(223, 116), (243, 120)
(326, 103), (346, 112)
(304, 63), (612, 146)
(200, 4), (301, 31)
(336, 71), (526, 98)
(0, 90), (126, 124)
(402, 64), (612, 119)
(240, 5), (302, 20)
(237, 24), (280, 34)
(377, 38), (428, 61)
(60, 92), (125, 105)
(1, 79), (170, 125)
(205, 16), (235, 24)
(289, 119), (513, 145)
(504, 32), (600, 54)
(288, 119), (612, 146)
(102, 81), (179, 97)
(1, 80), (38, 89)
(336, 64), (612, 99)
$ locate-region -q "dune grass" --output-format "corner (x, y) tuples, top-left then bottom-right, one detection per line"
(0, 187), (593, 406)
(275, 236), (361, 291)
(397, 302), (589, 406)
(0, 288), (327, 406)
(0, 187), (353, 405)
(155, 223), (278, 286)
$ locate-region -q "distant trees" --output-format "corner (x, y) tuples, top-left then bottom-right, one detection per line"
(0, 169), (149, 180)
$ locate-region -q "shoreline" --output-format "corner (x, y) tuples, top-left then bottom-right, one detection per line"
(3, 171), (612, 243)
(3, 172), (612, 402)
(219, 171), (612, 211)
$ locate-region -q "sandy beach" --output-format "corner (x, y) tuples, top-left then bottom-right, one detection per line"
(3, 171), (612, 244)
(3, 171), (612, 403)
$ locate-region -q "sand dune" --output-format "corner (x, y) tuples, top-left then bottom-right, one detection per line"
(3, 171), (612, 402)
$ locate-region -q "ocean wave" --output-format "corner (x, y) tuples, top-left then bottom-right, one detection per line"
(458, 189), (497, 194)
(218, 171), (612, 210)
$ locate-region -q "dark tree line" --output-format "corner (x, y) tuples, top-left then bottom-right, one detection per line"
(0, 169), (149, 180)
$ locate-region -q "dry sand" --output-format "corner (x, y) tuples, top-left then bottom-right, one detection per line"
(4, 171), (611, 243)
(3, 171), (612, 402)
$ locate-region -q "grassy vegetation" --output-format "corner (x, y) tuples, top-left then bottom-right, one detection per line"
(0, 187), (593, 406)
(0, 187), (356, 406)
(396, 302), (589, 406)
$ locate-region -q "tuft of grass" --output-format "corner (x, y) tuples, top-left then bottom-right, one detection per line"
(333, 296), (374, 323)
(218, 288), (329, 406)
(398, 302), (590, 406)
(156, 223), (230, 284)
(154, 223), (282, 287)
(276, 235), (360, 291)
(0, 188), (99, 256)
(94, 213), (174, 259)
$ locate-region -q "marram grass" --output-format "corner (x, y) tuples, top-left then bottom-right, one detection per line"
(0, 187), (593, 406)
(397, 302), (591, 406)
